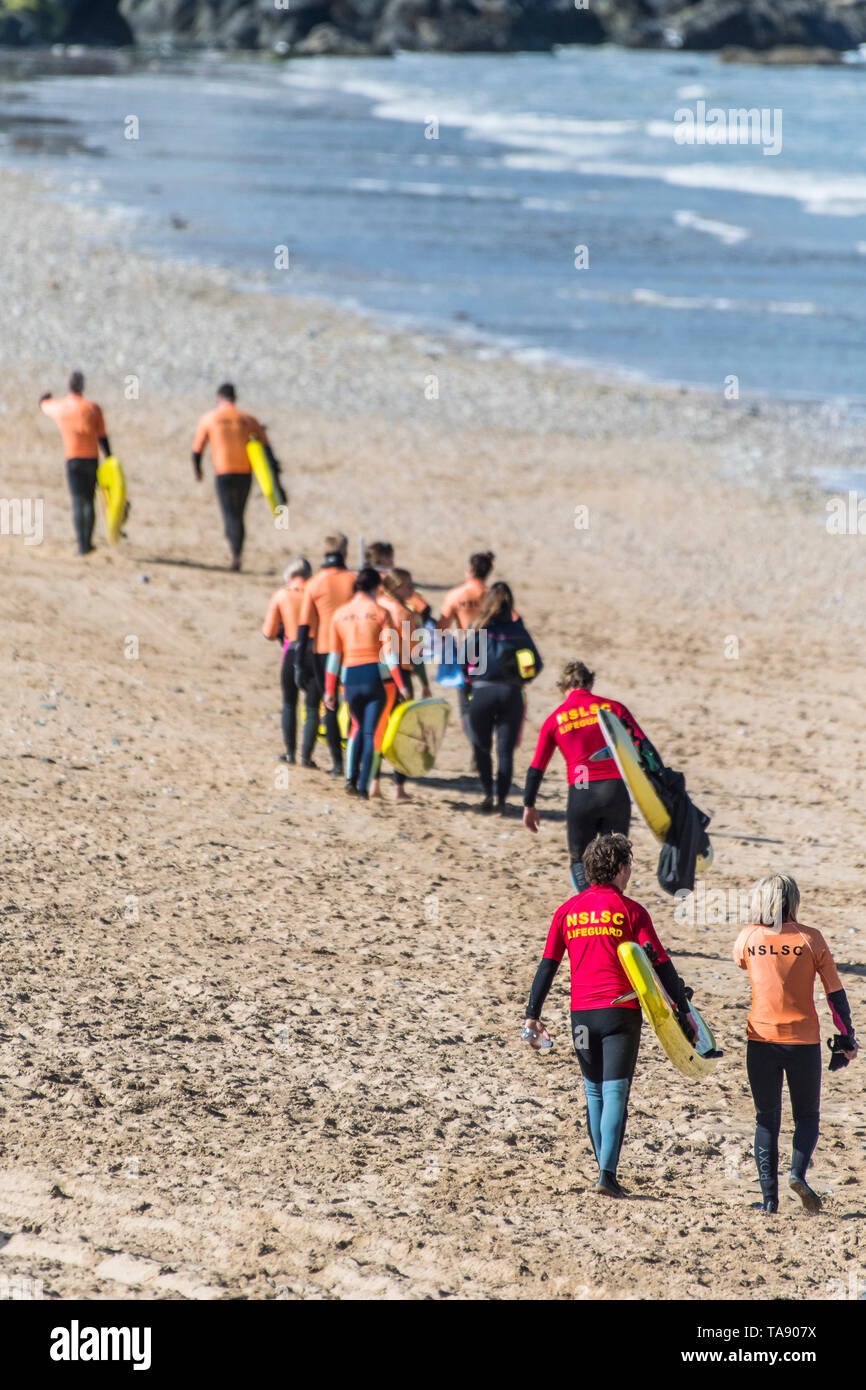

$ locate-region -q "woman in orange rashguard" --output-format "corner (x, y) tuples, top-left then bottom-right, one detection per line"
(325, 568), (407, 799)
(733, 873), (858, 1214)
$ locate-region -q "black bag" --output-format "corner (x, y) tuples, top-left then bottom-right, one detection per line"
(648, 765), (711, 897)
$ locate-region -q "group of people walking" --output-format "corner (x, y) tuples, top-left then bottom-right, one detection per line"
(41, 372), (859, 1219)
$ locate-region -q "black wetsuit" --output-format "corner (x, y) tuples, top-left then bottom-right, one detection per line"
(281, 642), (318, 762)
(466, 616), (542, 804)
(214, 473), (252, 561)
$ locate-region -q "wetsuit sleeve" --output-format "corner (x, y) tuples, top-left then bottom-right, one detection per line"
(295, 587), (315, 668)
(380, 622), (408, 696)
(192, 416), (209, 456)
(521, 624), (543, 679)
(827, 988), (854, 1038)
(262, 593), (283, 640)
(525, 911), (566, 1018)
(523, 713), (558, 808)
(99, 436), (111, 458)
(324, 643), (342, 699)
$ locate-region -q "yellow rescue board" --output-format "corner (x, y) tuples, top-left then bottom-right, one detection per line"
(96, 456), (128, 545)
(381, 698), (451, 778)
(247, 439), (286, 515)
(598, 707), (713, 870)
(617, 941), (719, 1081)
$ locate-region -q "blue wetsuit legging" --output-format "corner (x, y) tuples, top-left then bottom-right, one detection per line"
(344, 663), (386, 792)
(571, 1007), (642, 1176)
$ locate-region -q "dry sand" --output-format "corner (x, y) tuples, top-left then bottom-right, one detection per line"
(1, 167), (865, 1301)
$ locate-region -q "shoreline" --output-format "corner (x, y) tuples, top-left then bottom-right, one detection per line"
(1, 161), (863, 503)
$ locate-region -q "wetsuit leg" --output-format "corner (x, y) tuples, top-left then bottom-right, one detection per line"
(494, 685), (525, 804)
(66, 457), (98, 554)
(313, 651), (343, 772)
(566, 778), (631, 892)
(280, 648), (298, 758)
(373, 679), (399, 785)
(344, 664), (385, 793)
(300, 670), (319, 763)
(572, 1014), (604, 1160)
(215, 473), (252, 559)
(746, 1040), (785, 1204)
(783, 1044), (822, 1182)
(572, 1008), (640, 1174)
(467, 683), (497, 797)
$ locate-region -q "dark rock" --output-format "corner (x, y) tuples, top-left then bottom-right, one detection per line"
(5, 0), (866, 57)
(293, 20), (381, 52)
(720, 41), (844, 61)
(0, 11), (42, 46)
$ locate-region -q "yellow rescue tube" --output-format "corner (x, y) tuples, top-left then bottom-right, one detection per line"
(96, 456), (128, 545)
(617, 940), (720, 1081)
(247, 439), (286, 515)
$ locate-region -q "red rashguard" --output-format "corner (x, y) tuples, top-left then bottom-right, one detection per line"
(541, 884), (669, 1010)
(530, 688), (646, 786)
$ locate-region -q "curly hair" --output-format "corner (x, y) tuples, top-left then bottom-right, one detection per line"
(582, 832), (632, 886)
(558, 660), (595, 693)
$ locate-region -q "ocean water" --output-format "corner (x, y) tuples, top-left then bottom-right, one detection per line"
(1, 46), (865, 402)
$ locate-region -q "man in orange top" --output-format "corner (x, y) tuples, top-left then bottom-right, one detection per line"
(192, 382), (280, 572)
(39, 370), (112, 555)
(294, 532), (356, 776)
(324, 568), (407, 797)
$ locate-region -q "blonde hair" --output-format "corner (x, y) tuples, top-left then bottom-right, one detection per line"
(284, 556), (311, 583)
(750, 873), (800, 927)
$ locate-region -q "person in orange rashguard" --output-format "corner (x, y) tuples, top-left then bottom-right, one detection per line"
(39, 370), (112, 555)
(324, 567), (407, 799)
(192, 382), (282, 572)
(262, 557), (318, 767)
(294, 533), (357, 778)
(733, 873), (858, 1215)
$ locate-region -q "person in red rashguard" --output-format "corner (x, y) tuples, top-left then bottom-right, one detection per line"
(523, 832), (694, 1198)
(522, 659), (663, 892)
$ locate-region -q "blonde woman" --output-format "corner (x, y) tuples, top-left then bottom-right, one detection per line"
(733, 874), (858, 1214)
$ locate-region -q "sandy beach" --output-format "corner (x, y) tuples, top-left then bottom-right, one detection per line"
(1, 165), (865, 1300)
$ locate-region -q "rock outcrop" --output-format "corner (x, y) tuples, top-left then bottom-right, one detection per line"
(0, 0), (864, 58)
